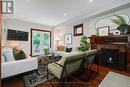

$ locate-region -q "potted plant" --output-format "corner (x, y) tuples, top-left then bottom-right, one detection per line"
(96, 28), (100, 36)
(77, 36), (90, 52)
(111, 15), (130, 35)
(43, 48), (49, 54)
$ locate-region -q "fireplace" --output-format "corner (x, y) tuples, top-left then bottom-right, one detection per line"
(97, 44), (127, 70)
(101, 48), (120, 69)
(90, 35), (129, 71)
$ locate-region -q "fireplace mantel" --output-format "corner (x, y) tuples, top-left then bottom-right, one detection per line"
(97, 44), (127, 52)
(90, 35), (130, 70)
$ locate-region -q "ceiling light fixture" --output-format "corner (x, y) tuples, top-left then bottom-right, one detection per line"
(89, 0), (93, 3)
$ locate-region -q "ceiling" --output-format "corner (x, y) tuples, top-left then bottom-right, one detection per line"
(6, 0), (130, 26)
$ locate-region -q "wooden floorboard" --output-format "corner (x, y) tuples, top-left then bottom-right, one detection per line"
(1, 64), (130, 87)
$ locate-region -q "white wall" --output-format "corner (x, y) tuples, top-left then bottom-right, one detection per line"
(2, 18), (52, 56)
(53, 7), (130, 50)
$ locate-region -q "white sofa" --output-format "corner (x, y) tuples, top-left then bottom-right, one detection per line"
(1, 47), (38, 79)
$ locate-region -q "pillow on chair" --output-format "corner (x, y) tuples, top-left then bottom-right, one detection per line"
(65, 47), (72, 53)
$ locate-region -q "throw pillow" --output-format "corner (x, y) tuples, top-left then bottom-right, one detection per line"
(3, 47), (15, 62)
(13, 48), (26, 60)
(65, 47), (72, 53)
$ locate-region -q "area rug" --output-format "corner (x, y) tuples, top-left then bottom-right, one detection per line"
(98, 71), (130, 87)
(23, 64), (54, 87)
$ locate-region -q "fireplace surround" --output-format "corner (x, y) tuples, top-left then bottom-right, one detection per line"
(98, 44), (127, 70)
(90, 35), (129, 70)
(100, 48), (126, 69)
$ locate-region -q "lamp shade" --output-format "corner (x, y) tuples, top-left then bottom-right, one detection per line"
(55, 37), (60, 41)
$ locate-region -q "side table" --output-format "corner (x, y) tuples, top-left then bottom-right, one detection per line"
(38, 54), (62, 81)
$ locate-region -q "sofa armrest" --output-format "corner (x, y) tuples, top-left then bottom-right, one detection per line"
(53, 62), (64, 68)
(53, 51), (69, 56)
(2, 58), (38, 79)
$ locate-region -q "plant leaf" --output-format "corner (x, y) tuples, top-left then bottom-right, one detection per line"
(110, 15), (127, 25)
(114, 15), (127, 24)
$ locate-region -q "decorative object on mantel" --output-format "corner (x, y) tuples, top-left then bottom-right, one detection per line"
(64, 33), (72, 45)
(77, 36), (90, 52)
(97, 26), (110, 36)
(111, 15), (130, 35)
(96, 14), (129, 36)
(73, 23), (83, 36)
(96, 28), (100, 36)
(113, 29), (121, 35)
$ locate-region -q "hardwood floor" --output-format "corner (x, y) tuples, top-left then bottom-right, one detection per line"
(2, 64), (130, 87)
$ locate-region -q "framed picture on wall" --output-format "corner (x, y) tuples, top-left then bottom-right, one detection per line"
(30, 29), (51, 56)
(98, 26), (110, 36)
(73, 24), (83, 36)
(64, 33), (72, 45)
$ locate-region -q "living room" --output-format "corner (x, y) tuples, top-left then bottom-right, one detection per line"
(1, 0), (130, 87)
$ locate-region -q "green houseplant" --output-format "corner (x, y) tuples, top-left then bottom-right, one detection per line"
(111, 15), (130, 35)
(77, 36), (90, 52)
(43, 48), (49, 54)
(96, 28), (100, 36)
(111, 15), (127, 25)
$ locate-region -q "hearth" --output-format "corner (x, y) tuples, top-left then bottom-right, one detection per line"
(101, 48), (120, 69)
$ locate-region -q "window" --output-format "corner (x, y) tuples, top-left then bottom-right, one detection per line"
(30, 29), (51, 56)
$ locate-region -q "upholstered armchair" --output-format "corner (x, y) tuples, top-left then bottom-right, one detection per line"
(48, 51), (86, 87)
(83, 50), (97, 80)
